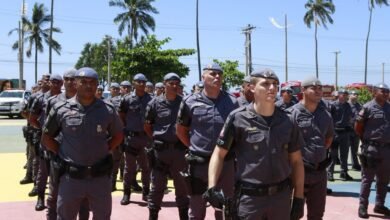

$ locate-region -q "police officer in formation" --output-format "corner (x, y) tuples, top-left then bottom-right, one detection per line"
(289, 76), (334, 220)
(42, 67), (124, 219)
(206, 69), (304, 220)
(144, 73), (189, 220)
(120, 80), (132, 96)
(146, 81), (155, 96)
(327, 89), (354, 181)
(355, 83), (390, 218)
(236, 76), (254, 106)
(43, 68), (90, 220)
(30, 73), (63, 211)
(348, 90), (362, 171)
(176, 63), (238, 220)
(96, 85), (104, 99)
(106, 82), (123, 191)
(118, 73), (152, 205)
(154, 82), (165, 96)
(26, 74), (50, 198)
(275, 86), (296, 110)
(20, 82), (41, 185)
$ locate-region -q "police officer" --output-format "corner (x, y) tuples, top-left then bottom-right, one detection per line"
(192, 81), (204, 94)
(290, 76), (334, 219)
(176, 63), (239, 220)
(275, 86), (296, 110)
(27, 74), (50, 197)
(327, 89), (354, 181)
(348, 90), (362, 171)
(30, 73), (63, 211)
(355, 83), (390, 218)
(237, 76), (254, 106)
(118, 80), (132, 183)
(155, 82), (164, 96)
(144, 73), (189, 220)
(120, 80), (132, 96)
(96, 85), (104, 99)
(118, 73), (152, 205)
(44, 68), (89, 220)
(41, 67), (124, 219)
(106, 82), (122, 191)
(146, 81), (155, 96)
(205, 68), (304, 220)
(19, 83), (42, 185)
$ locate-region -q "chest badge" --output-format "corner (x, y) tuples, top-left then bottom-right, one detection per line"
(97, 125), (102, 133)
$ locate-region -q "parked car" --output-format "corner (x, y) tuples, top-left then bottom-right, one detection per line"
(0, 89), (31, 118)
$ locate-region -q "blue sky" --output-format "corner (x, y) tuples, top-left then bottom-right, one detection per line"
(1, 0), (390, 90)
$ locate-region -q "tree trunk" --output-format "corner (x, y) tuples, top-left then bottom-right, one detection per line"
(34, 42), (38, 83)
(364, 7), (373, 84)
(49, 0), (54, 73)
(315, 22), (319, 78)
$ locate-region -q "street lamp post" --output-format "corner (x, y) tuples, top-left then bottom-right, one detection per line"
(18, 0), (27, 88)
(269, 15), (291, 82)
(105, 36), (112, 88)
(196, 0), (201, 81)
(333, 51), (340, 89)
(382, 62), (385, 83)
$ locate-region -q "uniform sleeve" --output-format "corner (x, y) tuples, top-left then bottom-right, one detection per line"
(144, 100), (156, 125)
(118, 97), (128, 114)
(30, 96), (43, 115)
(356, 105), (369, 123)
(108, 109), (124, 136)
(288, 115), (305, 153)
(177, 99), (191, 126)
(216, 112), (236, 150)
(325, 113), (335, 139)
(42, 106), (61, 137)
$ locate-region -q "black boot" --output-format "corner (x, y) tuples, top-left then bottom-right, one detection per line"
(131, 179), (143, 192)
(20, 175), (33, 185)
(35, 194), (46, 211)
(149, 208), (159, 220)
(142, 186), (150, 202)
(120, 188), (131, 205)
(178, 207), (189, 220)
(111, 178), (117, 192)
(374, 205), (390, 216)
(340, 172), (353, 181)
(28, 185), (38, 197)
(358, 205), (369, 219)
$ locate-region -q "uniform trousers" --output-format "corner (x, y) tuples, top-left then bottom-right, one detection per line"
(57, 175), (111, 220)
(359, 145), (390, 208)
(189, 159), (234, 220)
(148, 146), (189, 210)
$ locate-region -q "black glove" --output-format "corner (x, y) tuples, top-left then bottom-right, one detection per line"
(202, 187), (225, 209)
(290, 197), (304, 220)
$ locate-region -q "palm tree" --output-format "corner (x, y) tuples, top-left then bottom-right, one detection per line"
(9, 3), (61, 83)
(364, 0), (388, 84)
(303, 0), (335, 78)
(109, 0), (158, 47)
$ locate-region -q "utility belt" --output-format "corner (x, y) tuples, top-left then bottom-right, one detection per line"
(236, 178), (291, 197)
(126, 130), (147, 137)
(61, 155), (113, 179)
(363, 140), (390, 148)
(334, 127), (353, 133)
(303, 157), (330, 172)
(153, 140), (186, 151)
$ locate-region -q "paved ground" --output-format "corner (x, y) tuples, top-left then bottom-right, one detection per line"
(0, 116), (389, 219)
